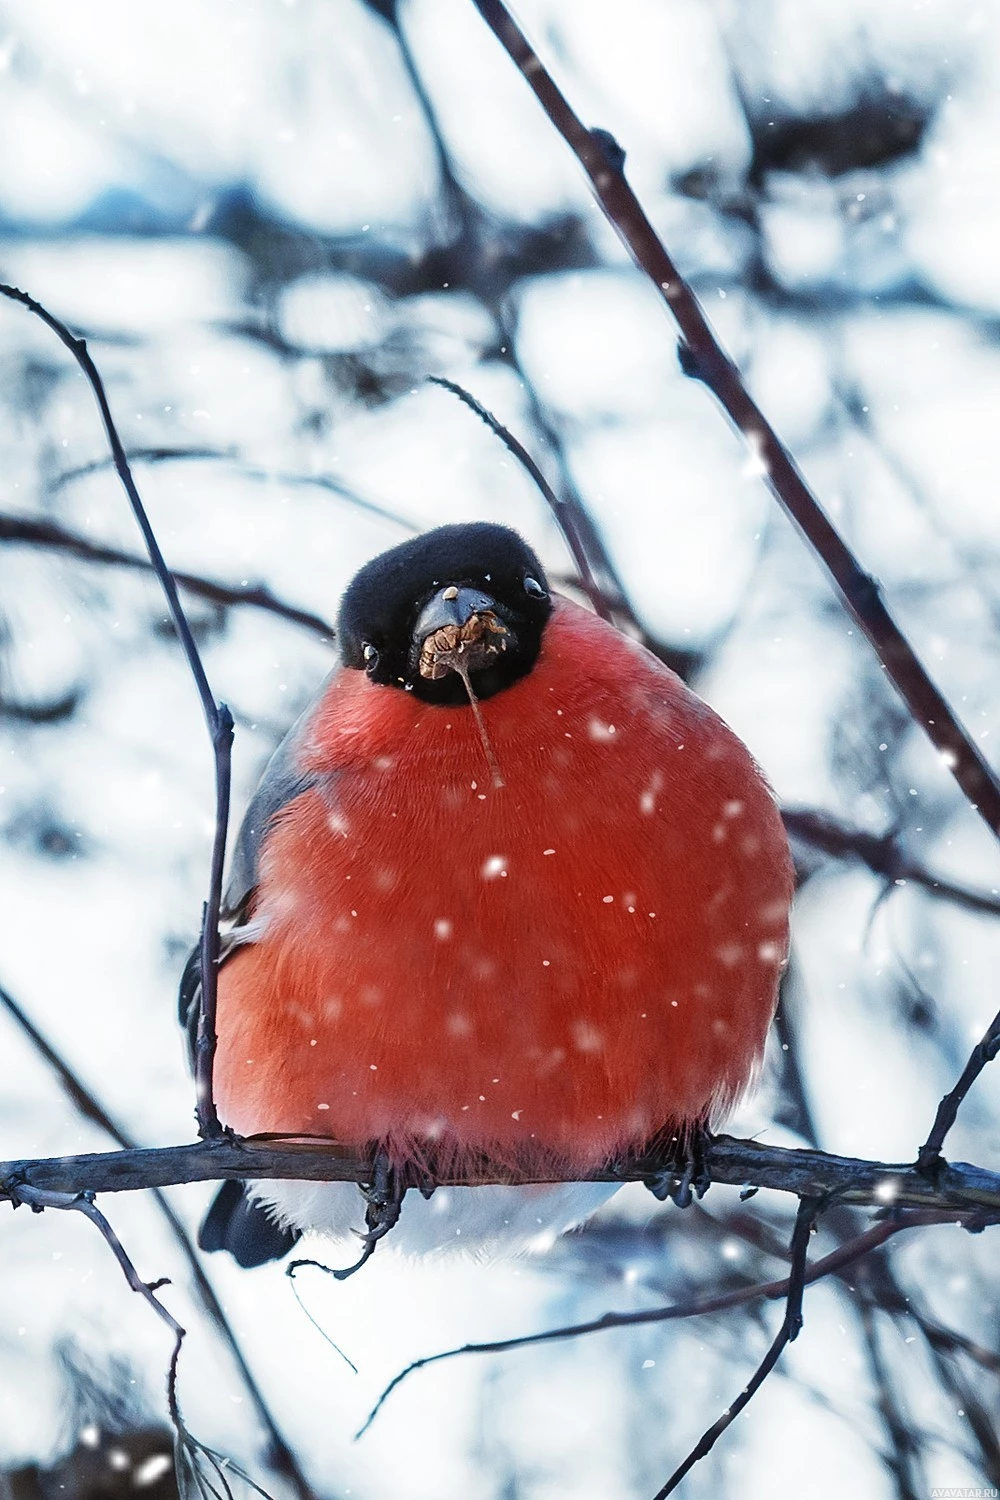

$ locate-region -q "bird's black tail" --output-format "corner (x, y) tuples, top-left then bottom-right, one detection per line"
(198, 1180), (301, 1268)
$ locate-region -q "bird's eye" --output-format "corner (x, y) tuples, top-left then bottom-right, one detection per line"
(363, 643), (380, 671)
(523, 576), (547, 599)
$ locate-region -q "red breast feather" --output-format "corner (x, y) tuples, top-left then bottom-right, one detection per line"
(215, 598), (793, 1177)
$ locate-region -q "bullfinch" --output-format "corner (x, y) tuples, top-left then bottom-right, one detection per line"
(181, 523), (793, 1266)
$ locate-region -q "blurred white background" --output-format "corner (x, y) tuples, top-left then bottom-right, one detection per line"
(2, 2), (1000, 1497)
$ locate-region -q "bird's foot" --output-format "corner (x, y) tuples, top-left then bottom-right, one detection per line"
(361, 1150), (406, 1241)
(643, 1124), (713, 1208)
(327, 1150), (407, 1281)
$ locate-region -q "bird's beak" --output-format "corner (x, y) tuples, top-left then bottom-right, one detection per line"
(413, 585), (510, 682)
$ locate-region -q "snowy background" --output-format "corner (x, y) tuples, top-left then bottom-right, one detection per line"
(2, 1), (1000, 1496)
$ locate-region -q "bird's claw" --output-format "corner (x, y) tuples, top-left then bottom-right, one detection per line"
(329, 1151), (408, 1281)
(643, 1125), (713, 1207)
(361, 1158), (405, 1247)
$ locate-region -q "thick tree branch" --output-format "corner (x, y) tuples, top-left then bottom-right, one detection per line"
(467, 0), (1000, 840)
(4, 1134), (1000, 1215)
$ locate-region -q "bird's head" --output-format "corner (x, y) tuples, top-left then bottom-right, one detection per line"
(337, 523), (553, 706)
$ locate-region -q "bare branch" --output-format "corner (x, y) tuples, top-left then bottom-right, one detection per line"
(919, 1010), (1000, 1172)
(4, 1133), (1000, 1215)
(723, 1199), (1000, 1380)
(14, 1182), (183, 1336)
(51, 447), (418, 539)
(51, 445), (232, 484)
(467, 0), (1000, 840)
(10, 1185), (189, 1443)
(0, 981), (317, 1500)
(857, 1297), (925, 1500)
(654, 1195), (822, 1494)
(9, 1182), (279, 1500)
(0, 282), (231, 1138)
(427, 375), (613, 622)
(356, 1207), (962, 1437)
(782, 807), (1000, 917)
(0, 510), (336, 642)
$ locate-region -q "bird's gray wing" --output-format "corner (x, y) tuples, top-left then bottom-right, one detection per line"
(178, 668), (339, 1057)
(222, 700), (326, 921)
(179, 671), (341, 1259)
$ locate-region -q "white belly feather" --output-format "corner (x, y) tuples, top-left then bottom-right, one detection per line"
(251, 1179), (622, 1257)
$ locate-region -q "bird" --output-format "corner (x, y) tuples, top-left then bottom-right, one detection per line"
(181, 522), (793, 1267)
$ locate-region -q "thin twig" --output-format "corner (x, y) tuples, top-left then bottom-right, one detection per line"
(0, 282), (231, 1137)
(428, 376), (751, 678)
(0, 511), (337, 642)
(654, 1194), (823, 1496)
(467, 0), (1000, 840)
(286, 1265), (359, 1374)
(783, 807), (1000, 916)
(10, 1186), (189, 1446)
(918, 1009), (1000, 1172)
(720, 1198), (1000, 1381)
(856, 1297), (925, 1500)
(51, 445), (229, 483)
(855, 1252), (1000, 1489)
(10, 1183), (278, 1500)
(355, 1208), (963, 1438)
(427, 375), (613, 621)
(13, 1184), (183, 1337)
(51, 447), (418, 538)
(0, 981), (317, 1500)
(5, 1134), (1000, 1213)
